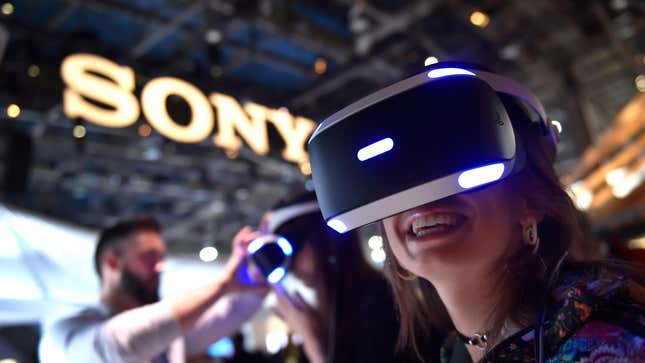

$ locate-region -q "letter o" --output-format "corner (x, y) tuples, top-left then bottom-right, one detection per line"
(141, 77), (214, 143)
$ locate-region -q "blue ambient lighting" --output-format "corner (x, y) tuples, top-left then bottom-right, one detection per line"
(357, 138), (394, 161)
(276, 237), (293, 256)
(457, 163), (505, 189)
(247, 238), (264, 254)
(267, 267), (286, 284)
(207, 337), (234, 358)
(427, 68), (476, 79)
(327, 219), (347, 233)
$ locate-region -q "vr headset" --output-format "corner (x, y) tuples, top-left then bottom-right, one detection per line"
(247, 201), (319, 283)
(308, 65), (558, 233)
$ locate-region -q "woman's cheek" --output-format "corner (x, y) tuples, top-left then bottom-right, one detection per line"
(383, 220), (413, 268)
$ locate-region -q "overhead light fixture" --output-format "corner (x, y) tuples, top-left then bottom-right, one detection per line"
(636, 74), (645, 92)
(424, 56), (439, 66)
(500, 44), (520, 60)
(143, 146), (161, 161)
(610, 0), (628, 11)
(265, 329), (289, 354)
(368, 235), (383, 250)
(1, 3), (14, 16)
(612, 171), (643, 199)
(28, 64), (40, 78)
(73, 125), (86, 138)
(370, 248), (386, 263)
(605, 167), (627, 187)
(569, 181), (593, 210)
(199, 246), (218, 262)
(6, 103), (20, 118)
(138, 124), (152, 137)
(205, 29), (222, 44)
(314, 57), (327, 75)
(470, 10), (490, 28)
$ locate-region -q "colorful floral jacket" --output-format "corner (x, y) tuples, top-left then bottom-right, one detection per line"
(443, 263), (645, 363)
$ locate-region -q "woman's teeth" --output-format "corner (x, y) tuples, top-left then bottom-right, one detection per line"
(411, 214), (461, 237)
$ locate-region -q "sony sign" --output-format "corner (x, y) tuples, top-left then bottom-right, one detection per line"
(61, 53), (316, 167)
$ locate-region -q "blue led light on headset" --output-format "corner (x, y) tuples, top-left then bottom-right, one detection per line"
(247, 234), (293, 284)
(247, 201), (320, 284)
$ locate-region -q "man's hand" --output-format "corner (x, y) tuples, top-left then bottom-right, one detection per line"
(172, 226), (268, 332)
(221, 227), (269, 294)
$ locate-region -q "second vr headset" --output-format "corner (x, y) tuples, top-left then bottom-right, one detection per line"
(248, 201), (320, 283)
(308, 65), (559, 233)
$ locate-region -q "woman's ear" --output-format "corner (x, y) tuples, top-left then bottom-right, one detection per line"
(517, 195), (545, 224)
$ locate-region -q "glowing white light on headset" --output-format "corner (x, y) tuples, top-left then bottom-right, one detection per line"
(327, 219), (347, 233)
(247, 238), (264, 254)
(276, 237), (293, 256)
(357, 138), (394, 161)
(457, 163), (505, 189)
(427, 68), (476, 79)
(267, 267), (286, 284)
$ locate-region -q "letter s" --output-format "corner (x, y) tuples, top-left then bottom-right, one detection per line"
(61, 54), (140, 128)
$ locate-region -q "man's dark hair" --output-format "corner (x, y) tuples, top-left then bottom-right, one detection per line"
(94, 216), (161, 279)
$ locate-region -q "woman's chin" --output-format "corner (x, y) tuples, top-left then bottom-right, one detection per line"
(410, 250), (467, 278)
(407, 241), (486, 280)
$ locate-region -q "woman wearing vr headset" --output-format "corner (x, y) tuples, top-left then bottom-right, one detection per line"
(307, 63), (645, 362)
(259, 192), (441, 363)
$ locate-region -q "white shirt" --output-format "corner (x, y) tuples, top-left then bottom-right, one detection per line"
(39, 292), (265, 363)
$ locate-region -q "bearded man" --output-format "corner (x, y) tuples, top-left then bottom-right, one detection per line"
(39, 216), (267, 363)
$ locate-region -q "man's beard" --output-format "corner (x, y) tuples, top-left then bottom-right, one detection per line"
(119, 267), (160, 305)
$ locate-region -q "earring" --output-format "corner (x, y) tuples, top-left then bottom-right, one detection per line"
(522, 218), (540, 254)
